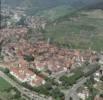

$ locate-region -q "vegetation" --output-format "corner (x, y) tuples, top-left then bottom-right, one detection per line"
(59, 71), (83, 88)
(85, 79), (98, 100)
(100, 76), (103, 81)
(59, 64), (100, 88)
(51, 88), (64, 99)
(45, 10), (103, 51)
(24, 54), (34, 62)
(4, 0), (103, 18)
(23, 82), (63, 100)
(0, 77), (23, 100)
(69, 97), (73, 100)
(22, 77), (62, 100)
(0, 77), (12, 91)
(16, 16), (26, 26)
(83, 64), (100, 77)
(3, 68), (10, 74)
(100, 94), (103, 98)
(33, 84), (64, 100)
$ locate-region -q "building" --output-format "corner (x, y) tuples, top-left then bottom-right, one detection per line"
(10, 66), (45, 86)
(77, 87), (89, 100)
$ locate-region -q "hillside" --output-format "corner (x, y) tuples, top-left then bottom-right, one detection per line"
(2, 0), (103, 21)
(2, 0), (103, 51)
(2, 0), (103, 8)
(87, 2), (103, 10)
(44, 9), (103, 51)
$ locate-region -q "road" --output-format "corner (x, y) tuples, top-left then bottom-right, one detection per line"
(0, 64), (101, 100)
(65, 65), (102, 100)
(54, 65), (101, 100)
(51, 69), (86, 100)
(51, 69), (88, 100)
(64, 77), (90, 100)
(0, 71), (48, 100)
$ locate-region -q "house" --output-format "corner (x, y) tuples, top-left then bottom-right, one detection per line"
(99, 54), (103, 65)
(77, 87), (89, 100)
(94, 95), (103, 100)
(94, 71), (100, 82)
(35, 61), (47, 71)
(30, 75), (46, 87)
(10, 66), (45, 86)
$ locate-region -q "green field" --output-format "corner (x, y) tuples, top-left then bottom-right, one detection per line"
(0, 77), (12, 91)
(0, 77), (24, 100)
(45, 9), (103, 51)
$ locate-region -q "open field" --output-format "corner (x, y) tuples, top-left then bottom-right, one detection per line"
(0, 77), (12, 91)
(0, 77), (24, 100)
(45, 9), (103, 51)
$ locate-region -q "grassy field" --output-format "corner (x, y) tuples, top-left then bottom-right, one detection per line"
(45, 9), (103, 51)
(0, 77), (12, 91)
(0, 77), (24, 100)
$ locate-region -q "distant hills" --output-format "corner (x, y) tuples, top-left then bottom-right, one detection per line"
(87, 2), (103, 10)
(2, 0), (103, 21)
(2, 0), (103, 13)
(2, 0), (103, 7)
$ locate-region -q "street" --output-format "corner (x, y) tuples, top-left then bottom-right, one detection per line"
(64, 77), (90, 100)
(0, 71), (47, 100)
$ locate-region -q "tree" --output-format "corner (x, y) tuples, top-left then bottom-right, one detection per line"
(12, 87), (21, 99)
(85, 79), (96, 100)
(16, 16), (26, 26)
(100, 76), (103, 81)
(100, 70), (103, 75)
(69, 97), (73, 100)
(46, 69), (52, 75)
(14, 90), (21, 99)
(24, 55), (34, 62)
(90, 75), (95, 84)
(45, 82), (52, 90)
(4, 68), (10, 74)
(51, 88), (64, 99)
(100, 94), (103, 98)
(85, 61), (90, 66)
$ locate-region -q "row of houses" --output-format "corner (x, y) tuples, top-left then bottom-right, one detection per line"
(10, 58), (46, 87)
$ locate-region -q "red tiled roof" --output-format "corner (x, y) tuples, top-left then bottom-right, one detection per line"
(31, 76), (44, 86)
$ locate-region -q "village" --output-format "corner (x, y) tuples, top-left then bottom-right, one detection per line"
(0, 26), (103, 100)
(0, 29), (100, 87)
(0, 4), (103, 100)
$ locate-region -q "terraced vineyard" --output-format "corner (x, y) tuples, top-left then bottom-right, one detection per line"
(45, 9), (103, 51)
